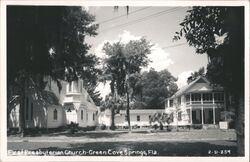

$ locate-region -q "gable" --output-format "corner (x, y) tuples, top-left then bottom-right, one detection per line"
(170, 76), (214, 98)
(196, 77), (207, 83)
(186, 83), (213, 93)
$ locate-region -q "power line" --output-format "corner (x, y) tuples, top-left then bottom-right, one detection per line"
(162, 42), (187, 49)
(97, 7), (151, 25)
(99, 7), (182, 33)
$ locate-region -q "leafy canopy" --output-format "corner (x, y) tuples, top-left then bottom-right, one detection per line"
(174, 7), (244, 94)
(7, 6), (99, 92)
(101, 38), (152, 96)
(133, 68), (178, 109)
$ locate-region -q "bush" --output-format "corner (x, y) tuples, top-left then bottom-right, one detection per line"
(68, 122), (79, 134)
(132, 125), (139, 129)
(152, 124), (159, 130)
(100, 124), (106, 130)
(159, 123), (163, 130)
(192, 124), (202, 129)
(166, 125), (172, 132)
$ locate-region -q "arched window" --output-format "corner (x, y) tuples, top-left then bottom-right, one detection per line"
(53, 109), (58, 121)
(81, 110), (83, 120)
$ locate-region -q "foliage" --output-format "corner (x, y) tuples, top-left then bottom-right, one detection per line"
(7, 6), (98, 134)
(101, 38), (152, 131)
(173, 7), (228, 54)
(150, 112), (174, 130)
(101, 39), (152, 96)
(187, 67), (205, 84)
(133, 68), (178, 109)
(174, 7), (244, 93)
(68, 122), (79, 134)
(8, 6), (98, 84)
(100, 93), (126, 130)
(175, 6), (244, 154)
(84, 85), (103, 106)
(79, 53), (102, 106)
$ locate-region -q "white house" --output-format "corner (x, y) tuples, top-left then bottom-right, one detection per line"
(165, 76), (225, 127)
(8, 78), (98, 129)
(98, 109), (165, 128)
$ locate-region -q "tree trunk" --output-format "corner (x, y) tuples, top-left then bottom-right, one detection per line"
(110, 107), (115, 130)
(126, 85), (131, 132)
(18, 79), (26, 137)
(18, 81), (25, 137)
(235, 94), (244, 156)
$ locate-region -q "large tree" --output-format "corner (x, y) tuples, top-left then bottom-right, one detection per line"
(7, 6), (98, 136)
(174, 7), (244, 155)
(133, 68), (178, 109)
(101, 38), (152, 131)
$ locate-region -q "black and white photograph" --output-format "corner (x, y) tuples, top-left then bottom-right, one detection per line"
(0, 0), (249, 162)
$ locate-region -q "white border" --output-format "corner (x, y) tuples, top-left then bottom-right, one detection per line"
(0, 1), (249, 162)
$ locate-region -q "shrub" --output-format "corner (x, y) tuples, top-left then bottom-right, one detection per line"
(152, 124), (159, 130)
(166, 125), (172, 132)
(100, 124), (106, 130)
(192, 124), (202, 129)
(68, 122), (79, 134)
(159, 123), (163, 130)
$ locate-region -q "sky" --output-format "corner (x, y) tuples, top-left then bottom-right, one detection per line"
(85, 6), (208, 98)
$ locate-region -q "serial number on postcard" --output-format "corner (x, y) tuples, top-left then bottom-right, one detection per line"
(208, 149), (232, 155)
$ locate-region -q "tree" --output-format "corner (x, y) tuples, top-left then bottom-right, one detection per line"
(100, 93), (126, 130)
(7, 6), (98, 136)
(174, 7), (244, 155)
(133, 68), (178, 109)
(101, 38), (152, 132)
(80, 54), (103, 106)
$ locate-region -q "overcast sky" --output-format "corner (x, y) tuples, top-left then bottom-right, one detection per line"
(85, 6), (208, 98)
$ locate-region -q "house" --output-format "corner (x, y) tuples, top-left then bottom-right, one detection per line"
(8, 78), (98, 129)
(98, 109), (165, 128)
(165, 76), (225, 127)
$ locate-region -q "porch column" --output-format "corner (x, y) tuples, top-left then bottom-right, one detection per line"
(213, 106), (216, 124)
(190, 108), (192, 124)
(201, 93), (204, 124)
(201, 93), (203, 104)
(212, 92), (215, 104)
(201, 106), (204, 124)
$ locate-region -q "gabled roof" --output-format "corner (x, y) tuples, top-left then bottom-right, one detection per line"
(169, 76), (223, 99)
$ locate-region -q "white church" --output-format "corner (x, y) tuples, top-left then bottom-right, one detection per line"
(8, 79), (98, 129)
